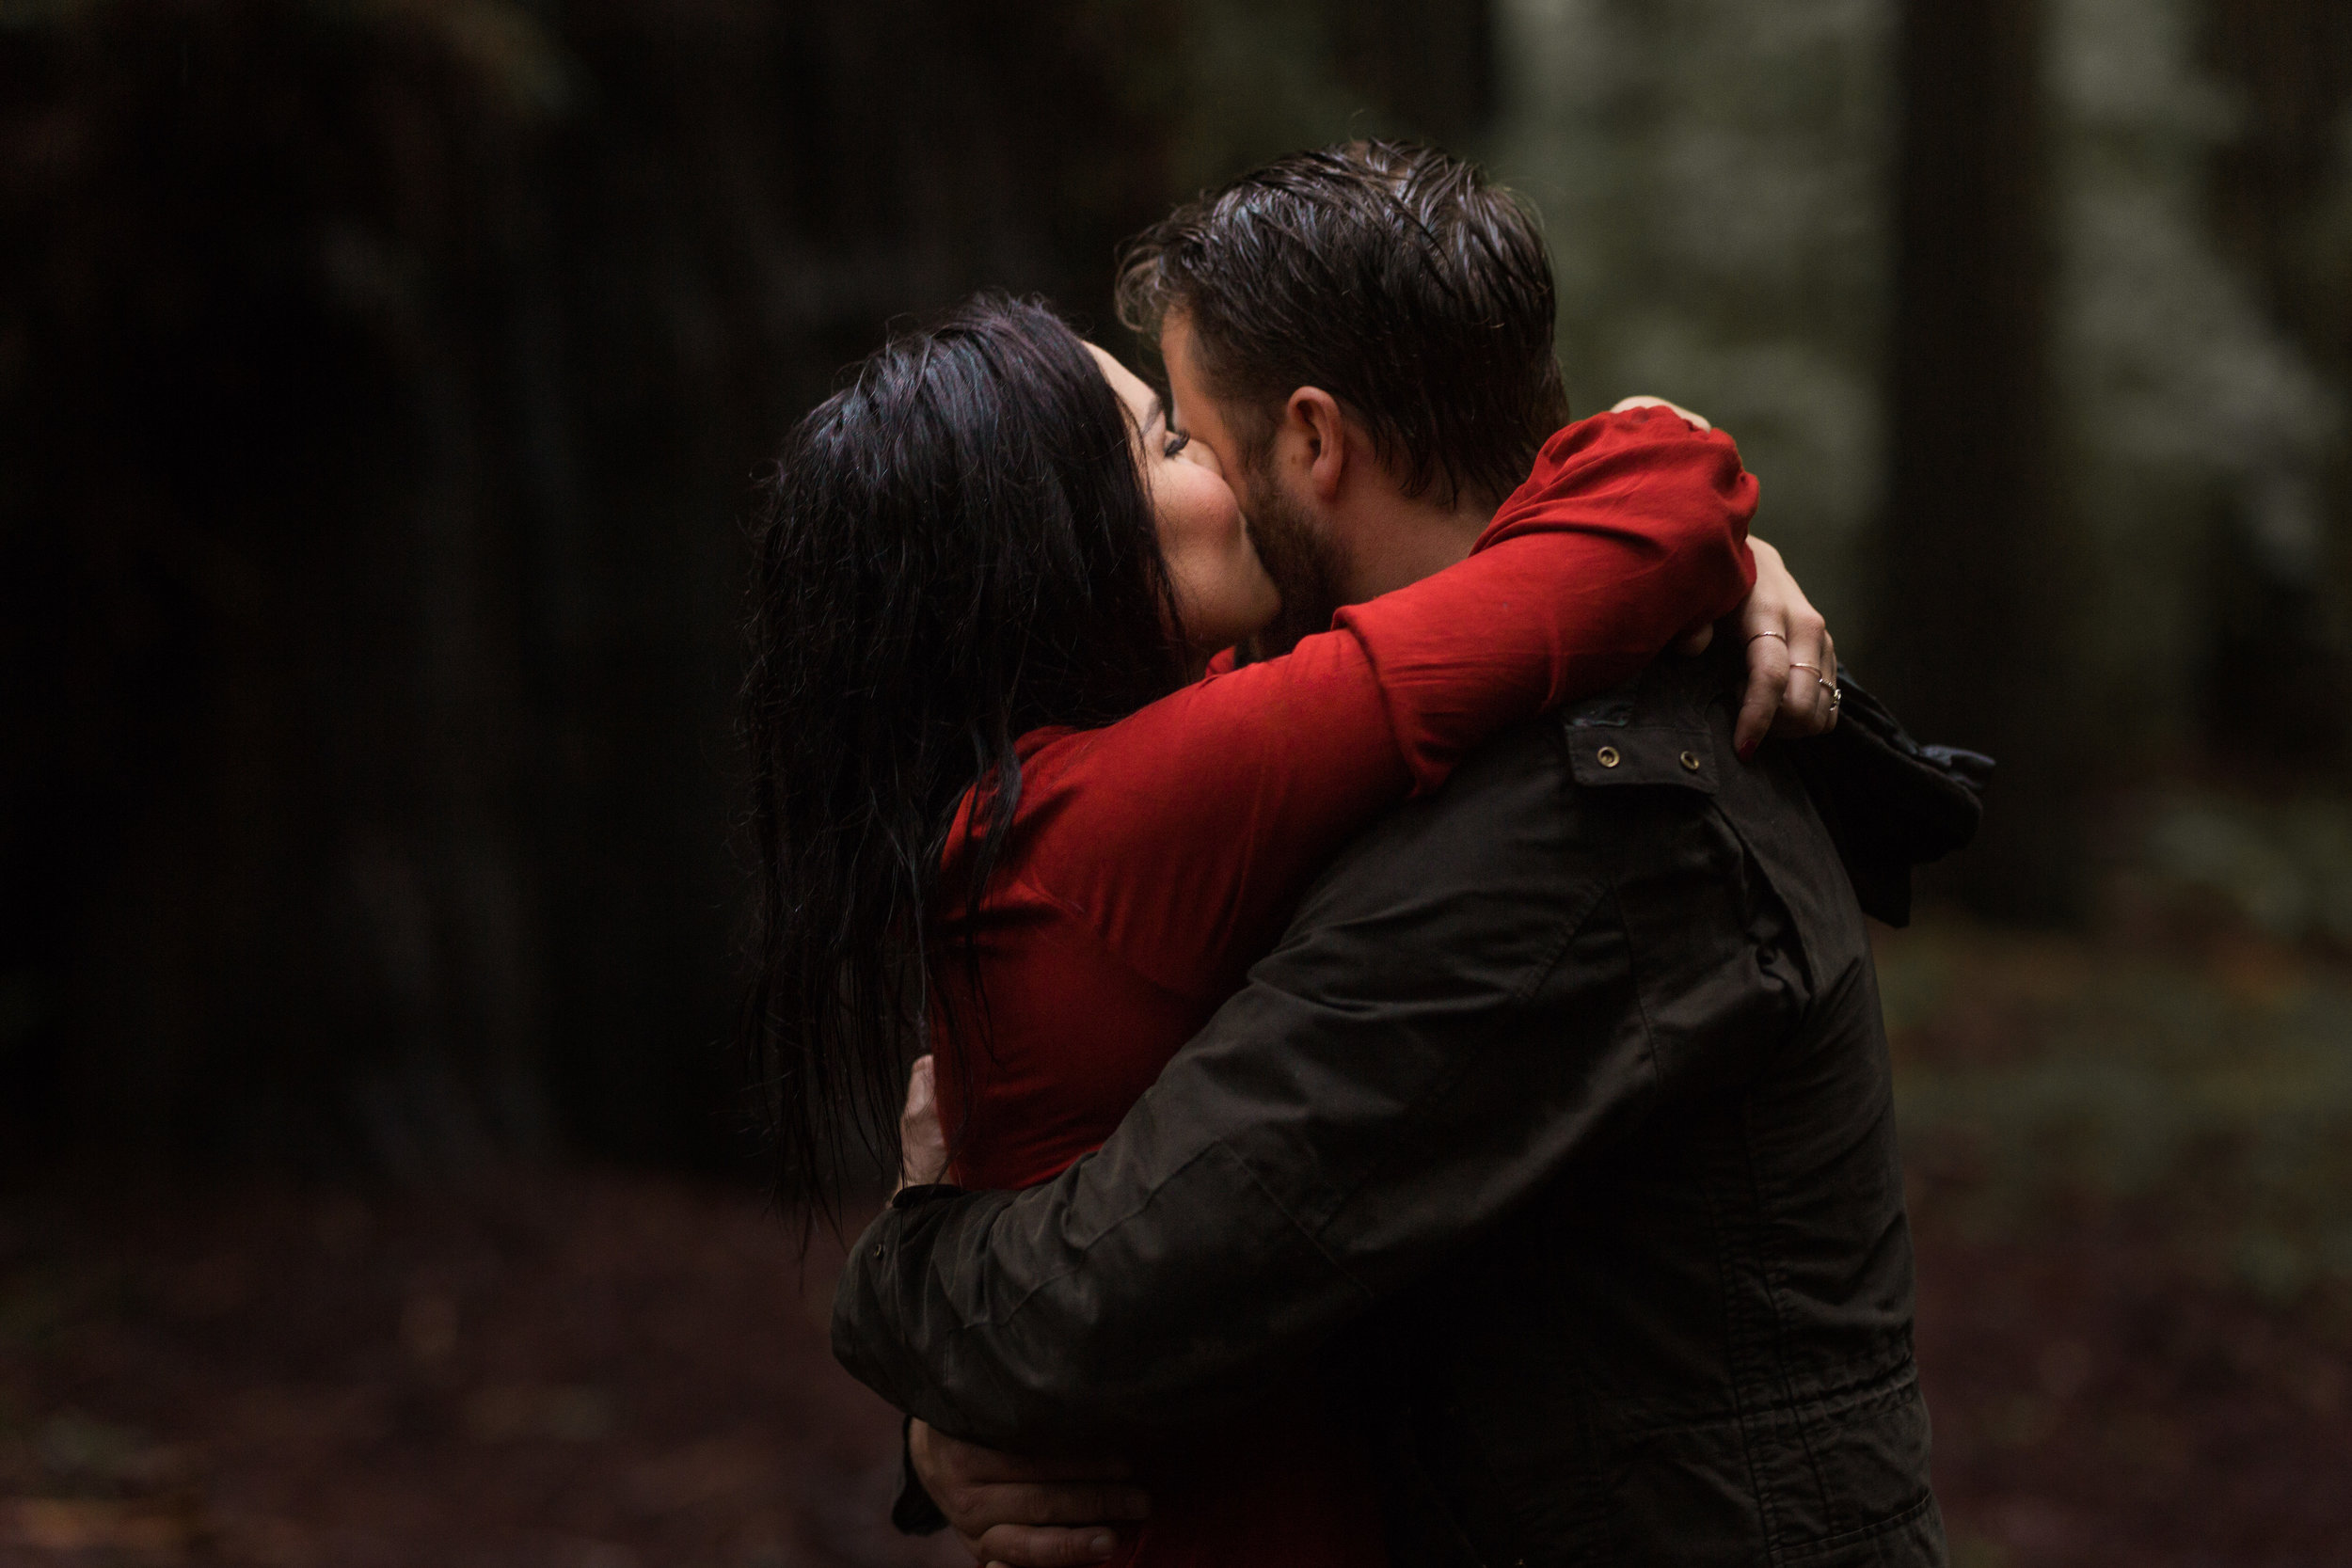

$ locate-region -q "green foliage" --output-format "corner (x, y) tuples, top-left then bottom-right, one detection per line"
(1485, 0), (1896, 630)
(2130, 789), (2352, 946)
(2052, 0), (2343, 756)
(1885, 911), (2352, 1301)
(1485, 0), (2351, 769)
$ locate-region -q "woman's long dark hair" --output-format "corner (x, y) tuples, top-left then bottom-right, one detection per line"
(741, 295), (1186, 1224)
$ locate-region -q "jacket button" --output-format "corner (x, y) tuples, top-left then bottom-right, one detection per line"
(1680, 750), (1702, 771)
(1596, 746), (1622, 768)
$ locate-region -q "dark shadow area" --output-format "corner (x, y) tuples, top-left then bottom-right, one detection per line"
(2, 0), (2348, 1563)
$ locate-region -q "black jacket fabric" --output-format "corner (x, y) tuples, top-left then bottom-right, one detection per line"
(834, 647), (1969, 1566)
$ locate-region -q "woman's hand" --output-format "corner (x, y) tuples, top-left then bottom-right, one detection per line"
(1610, 393), (1711, 430)
(1732, 536), (1838, 757)
(1608, 398), (1840, 757)
(910, 1418), (1149, 1568)
(897, 1054), (947, 1194)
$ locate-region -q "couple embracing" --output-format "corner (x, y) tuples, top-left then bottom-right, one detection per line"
(745, 141), (1979, 1568)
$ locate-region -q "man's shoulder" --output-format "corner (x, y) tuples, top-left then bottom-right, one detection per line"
(1254, 709), (1607, 1009)
(1298, 657), (1728, 870)
(1317, 708), (1581, 877)
(1355, 657), (1738, 842)
(1294, 650), (1872, 981)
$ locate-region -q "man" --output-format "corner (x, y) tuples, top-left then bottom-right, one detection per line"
(834, 142), (1977, 1567)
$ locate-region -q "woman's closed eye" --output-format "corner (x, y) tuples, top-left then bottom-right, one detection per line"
(1162, 428), (1192, 460)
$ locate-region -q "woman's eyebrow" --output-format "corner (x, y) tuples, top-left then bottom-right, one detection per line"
(1144, 393), (1168, 431)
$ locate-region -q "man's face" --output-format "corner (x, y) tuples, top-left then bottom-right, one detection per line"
(1161, 313), (1348, 655)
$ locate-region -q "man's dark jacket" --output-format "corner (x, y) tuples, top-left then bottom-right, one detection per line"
(834, 646), (1973, 1567)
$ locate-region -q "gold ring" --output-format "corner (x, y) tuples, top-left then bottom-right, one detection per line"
(1747, 630), (1788, 644)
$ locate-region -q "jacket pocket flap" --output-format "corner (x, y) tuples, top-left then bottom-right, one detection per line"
(1565, 721), (1720, 795)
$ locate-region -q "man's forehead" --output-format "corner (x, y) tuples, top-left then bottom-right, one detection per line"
(1157, 316), (1210, 417)
(1157, 310), (1195, 363)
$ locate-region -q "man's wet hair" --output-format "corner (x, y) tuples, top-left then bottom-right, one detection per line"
(1116, 140), (1570, 511)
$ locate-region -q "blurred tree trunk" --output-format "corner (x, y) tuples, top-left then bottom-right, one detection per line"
(1877, 0), (2082, 921)
(2201, 0), (2352, 768)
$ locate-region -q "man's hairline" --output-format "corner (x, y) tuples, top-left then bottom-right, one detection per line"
(1156, 300), (1285, 487)
(1148, 272), (1515, 512)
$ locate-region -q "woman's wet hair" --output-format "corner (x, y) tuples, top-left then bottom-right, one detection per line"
(740, 294), (1184, 1224)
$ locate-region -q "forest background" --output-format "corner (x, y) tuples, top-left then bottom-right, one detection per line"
(2, 1), (2349, 1565)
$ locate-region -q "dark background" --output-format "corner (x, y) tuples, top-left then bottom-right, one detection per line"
(1, 1), (2347, 1564)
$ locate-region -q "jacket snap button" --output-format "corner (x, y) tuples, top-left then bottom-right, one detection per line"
(1679, 750), (1702, 771)
(1596, 746), (1621, 768)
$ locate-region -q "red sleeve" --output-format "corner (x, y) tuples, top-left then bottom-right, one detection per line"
(1009, 405), (1757, 999)
(1338, 404), (1757, 794)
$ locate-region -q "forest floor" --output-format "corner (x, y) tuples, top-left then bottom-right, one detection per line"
(5, 911), (2351, 1568)
(1884, 916), (2352, 1568)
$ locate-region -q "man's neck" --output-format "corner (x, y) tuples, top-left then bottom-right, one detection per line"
(1339, 489), (1499, 603)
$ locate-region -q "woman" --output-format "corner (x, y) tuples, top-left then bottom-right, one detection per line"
(743, 295), (1827, 1566)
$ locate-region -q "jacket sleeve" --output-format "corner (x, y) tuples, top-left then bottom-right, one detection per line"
(831, 714), (1805, 1450)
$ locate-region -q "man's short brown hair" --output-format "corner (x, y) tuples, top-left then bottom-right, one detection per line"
(1116, 140), (1570, 510)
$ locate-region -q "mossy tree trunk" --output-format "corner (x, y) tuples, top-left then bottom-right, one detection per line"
(2201, 0), (2352, 768)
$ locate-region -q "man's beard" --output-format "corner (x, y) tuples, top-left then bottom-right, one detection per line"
(1237, 467), (1349, 658)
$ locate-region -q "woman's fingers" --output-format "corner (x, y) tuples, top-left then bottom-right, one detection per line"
(897, 1054), (946, 1190)
(1610, 394), (1712, 431)
(1734, 534), (1836, 746)
(1718, 531), (1845, 753)
(1820, 628), (1839, 732)
(950, 1445), (1136, 1487)
(1671, 619), (1717, 657)
(913, 1422), (1145, 1568)
(946, 1473), (1147, 1566)
(966, 1482), (1150, 1525)
(1733, 537), (1801, 754)
(1736, 630), (1791, 756)
(972, 1524), (1127, 1568)
(1773, 610), (1836, 739)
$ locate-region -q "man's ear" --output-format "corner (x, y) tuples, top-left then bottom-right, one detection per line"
(1281, 388), (1348, 501)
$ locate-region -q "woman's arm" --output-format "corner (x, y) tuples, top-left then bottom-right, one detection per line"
(1336, 404), (1757, 794)
(1013, 405), (1760, 999)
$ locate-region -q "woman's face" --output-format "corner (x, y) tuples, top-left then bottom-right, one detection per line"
(1088, 343), (1280, 656)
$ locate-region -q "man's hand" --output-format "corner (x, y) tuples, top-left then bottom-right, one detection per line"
(897, 1054), (947, 1194)
(910, 1419), (1150, 1568)
(1730, 536), (1838, 756)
